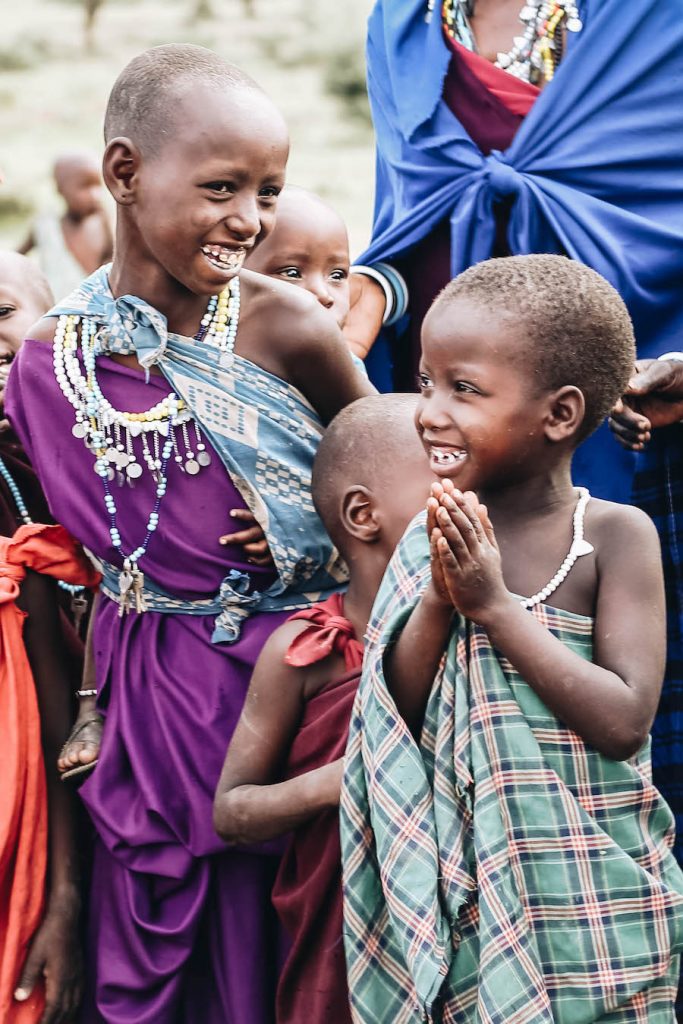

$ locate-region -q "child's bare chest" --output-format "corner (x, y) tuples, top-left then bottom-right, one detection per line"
(495, 511), (598, 618)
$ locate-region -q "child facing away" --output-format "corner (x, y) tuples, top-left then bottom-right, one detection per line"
(341, 255), (683, 1024)
(18, 152), (113, 303)
(213, 393), (435, 1024)
(6, 44), (372, 1023)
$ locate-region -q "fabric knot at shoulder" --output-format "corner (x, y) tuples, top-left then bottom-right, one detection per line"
(285, 593), (363, 671)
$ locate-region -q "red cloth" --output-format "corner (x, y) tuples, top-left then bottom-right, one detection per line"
(0, 524), (100, 1024)
(273, 596), (361, 1024)
(445, 36), (539, 119)
(286, 593), (363, 672)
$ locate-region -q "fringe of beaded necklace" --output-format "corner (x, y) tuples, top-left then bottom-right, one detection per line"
(52, 279), (240, 615)
(441, 0), (583, 84)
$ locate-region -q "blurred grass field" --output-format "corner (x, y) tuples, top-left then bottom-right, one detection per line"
(0, 0), (376, 256)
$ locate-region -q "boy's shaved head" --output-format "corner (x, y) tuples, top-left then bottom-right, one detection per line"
(312, 394), (432, 552)
(104, 44), (262, 156)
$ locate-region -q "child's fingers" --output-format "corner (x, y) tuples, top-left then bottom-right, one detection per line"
(436, 505), (469, 563)
(476, 503), (498, 548)
(219, 526), (264, 546)
(426, 496), (439, 537)
(440, 492), (484, 553)
(229, 508), (257, 523)
(436, 535), (461, 599)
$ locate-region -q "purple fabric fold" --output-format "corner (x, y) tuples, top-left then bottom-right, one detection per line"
(6, 340), (288, 1022)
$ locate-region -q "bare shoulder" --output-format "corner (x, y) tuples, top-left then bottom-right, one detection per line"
(24, 315), (58, 344)
(587, 497), (660, 561)
(240, 269), (337, 349)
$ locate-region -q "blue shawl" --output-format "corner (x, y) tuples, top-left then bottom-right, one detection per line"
(361, 0), (683, 502)
(47, 268), (348, 642)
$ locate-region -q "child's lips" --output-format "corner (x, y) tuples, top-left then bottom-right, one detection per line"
(201, 244), (248, 272)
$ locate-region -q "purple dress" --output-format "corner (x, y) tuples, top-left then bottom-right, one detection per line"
(7, 340), (290, 1023)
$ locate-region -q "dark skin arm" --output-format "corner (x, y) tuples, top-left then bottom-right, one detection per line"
(237, 271), (375, 427)
(16, 571), (83, 1023)
(429, 489), (664, 761)
(213, 621), (344, 845)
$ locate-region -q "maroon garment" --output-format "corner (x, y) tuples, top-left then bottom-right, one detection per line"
(272, 668), (361, 1024)
(0, 430), (51, 536)
(395, 40), (536, 389)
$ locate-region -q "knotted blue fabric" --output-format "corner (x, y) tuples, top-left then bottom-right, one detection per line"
(360, 0), (683, 502)
(48, 267), (348, 642)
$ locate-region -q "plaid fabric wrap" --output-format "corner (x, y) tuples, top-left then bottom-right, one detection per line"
(633, 427), (683, 865)
(48, 269), (349, 642)
(341, 513), (683, 1024)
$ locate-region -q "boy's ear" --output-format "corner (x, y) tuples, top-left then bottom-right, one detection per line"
(341, 485), (380, 543)
(102, 137), (140, 205)
(544, 385), (585, 442)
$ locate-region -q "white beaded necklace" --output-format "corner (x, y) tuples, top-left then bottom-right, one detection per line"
(521, 487), (592, 609)
(51, 281), (240, 614)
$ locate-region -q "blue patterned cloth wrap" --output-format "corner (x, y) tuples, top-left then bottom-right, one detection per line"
(48, 266), (349, 643)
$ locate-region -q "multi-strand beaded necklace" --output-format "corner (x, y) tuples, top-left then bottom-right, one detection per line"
(440, 0), (583, 85)
(52, 278), (240, 615)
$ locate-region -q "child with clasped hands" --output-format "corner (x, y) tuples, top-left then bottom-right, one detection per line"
(341, 255), (683, 1024)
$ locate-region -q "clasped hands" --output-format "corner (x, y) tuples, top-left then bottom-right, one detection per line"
(427, 479), (508, 624)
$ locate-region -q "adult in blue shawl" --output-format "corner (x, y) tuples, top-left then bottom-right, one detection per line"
(354, 0), (683, 504)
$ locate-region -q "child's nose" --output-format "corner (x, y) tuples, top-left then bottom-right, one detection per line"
(311, 280), (334, 309)
(224, 196), (260, 241)
(418, 394), (452, 431)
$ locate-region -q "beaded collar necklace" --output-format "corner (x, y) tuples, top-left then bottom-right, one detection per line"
(440, 0), (583, 84)
(520, 487), (592, 609)
(52, 278), (240, 615)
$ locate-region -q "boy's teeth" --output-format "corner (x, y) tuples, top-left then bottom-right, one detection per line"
(201, 245), (244, 269)
(432, 447), (465, 465)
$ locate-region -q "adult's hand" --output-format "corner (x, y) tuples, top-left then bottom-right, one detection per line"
(609, 358), (683, 450)
(343, 273), (386, 360)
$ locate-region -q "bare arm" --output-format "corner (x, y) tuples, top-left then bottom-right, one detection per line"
(213, 621), (343, 845)
(284, 301), (376, 425)
(17, 571), (83, 1022)
(433, 491), (665, 761)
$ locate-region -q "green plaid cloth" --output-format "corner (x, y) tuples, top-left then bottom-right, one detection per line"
(341, 514), (683, 1024)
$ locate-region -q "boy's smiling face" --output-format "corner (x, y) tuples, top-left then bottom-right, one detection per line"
(246, 189), (350, 327)
(416, 298), (550, 492)
(117, 83), (289, 297)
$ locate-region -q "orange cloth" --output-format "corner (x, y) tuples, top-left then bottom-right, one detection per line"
(0, 525), (99, 1024)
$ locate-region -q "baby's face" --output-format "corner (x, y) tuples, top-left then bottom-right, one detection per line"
(57, 164), (105, 219)
(246, 192), (350, 328)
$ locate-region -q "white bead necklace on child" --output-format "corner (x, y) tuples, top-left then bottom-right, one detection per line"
(520, 487), (592, 609)
(51, 279), (240, 615)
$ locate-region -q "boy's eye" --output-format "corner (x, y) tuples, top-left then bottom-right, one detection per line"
(454, 381), (479, 394)
(329, 269), (348, 282)
(0, 305), (15, 319)
(417, 372), (434, 391)
(279, 267), (302, 280)
(203, 182), (234, 195)
(258, 186), (281, 201)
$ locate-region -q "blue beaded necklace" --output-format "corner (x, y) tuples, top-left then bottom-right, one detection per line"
(0, 452), (86, 599)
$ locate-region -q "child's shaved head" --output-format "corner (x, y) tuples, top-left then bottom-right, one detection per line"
(0, 251), (53, 317)
(312, 394), (432, 553)
(104, 44), (262, 156)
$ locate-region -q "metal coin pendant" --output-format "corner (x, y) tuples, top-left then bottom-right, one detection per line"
(126, 462), (143, 480)
(185, 459), (200, 476)
(197, 451), (212, 467)
(72, 421), (88, 438)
